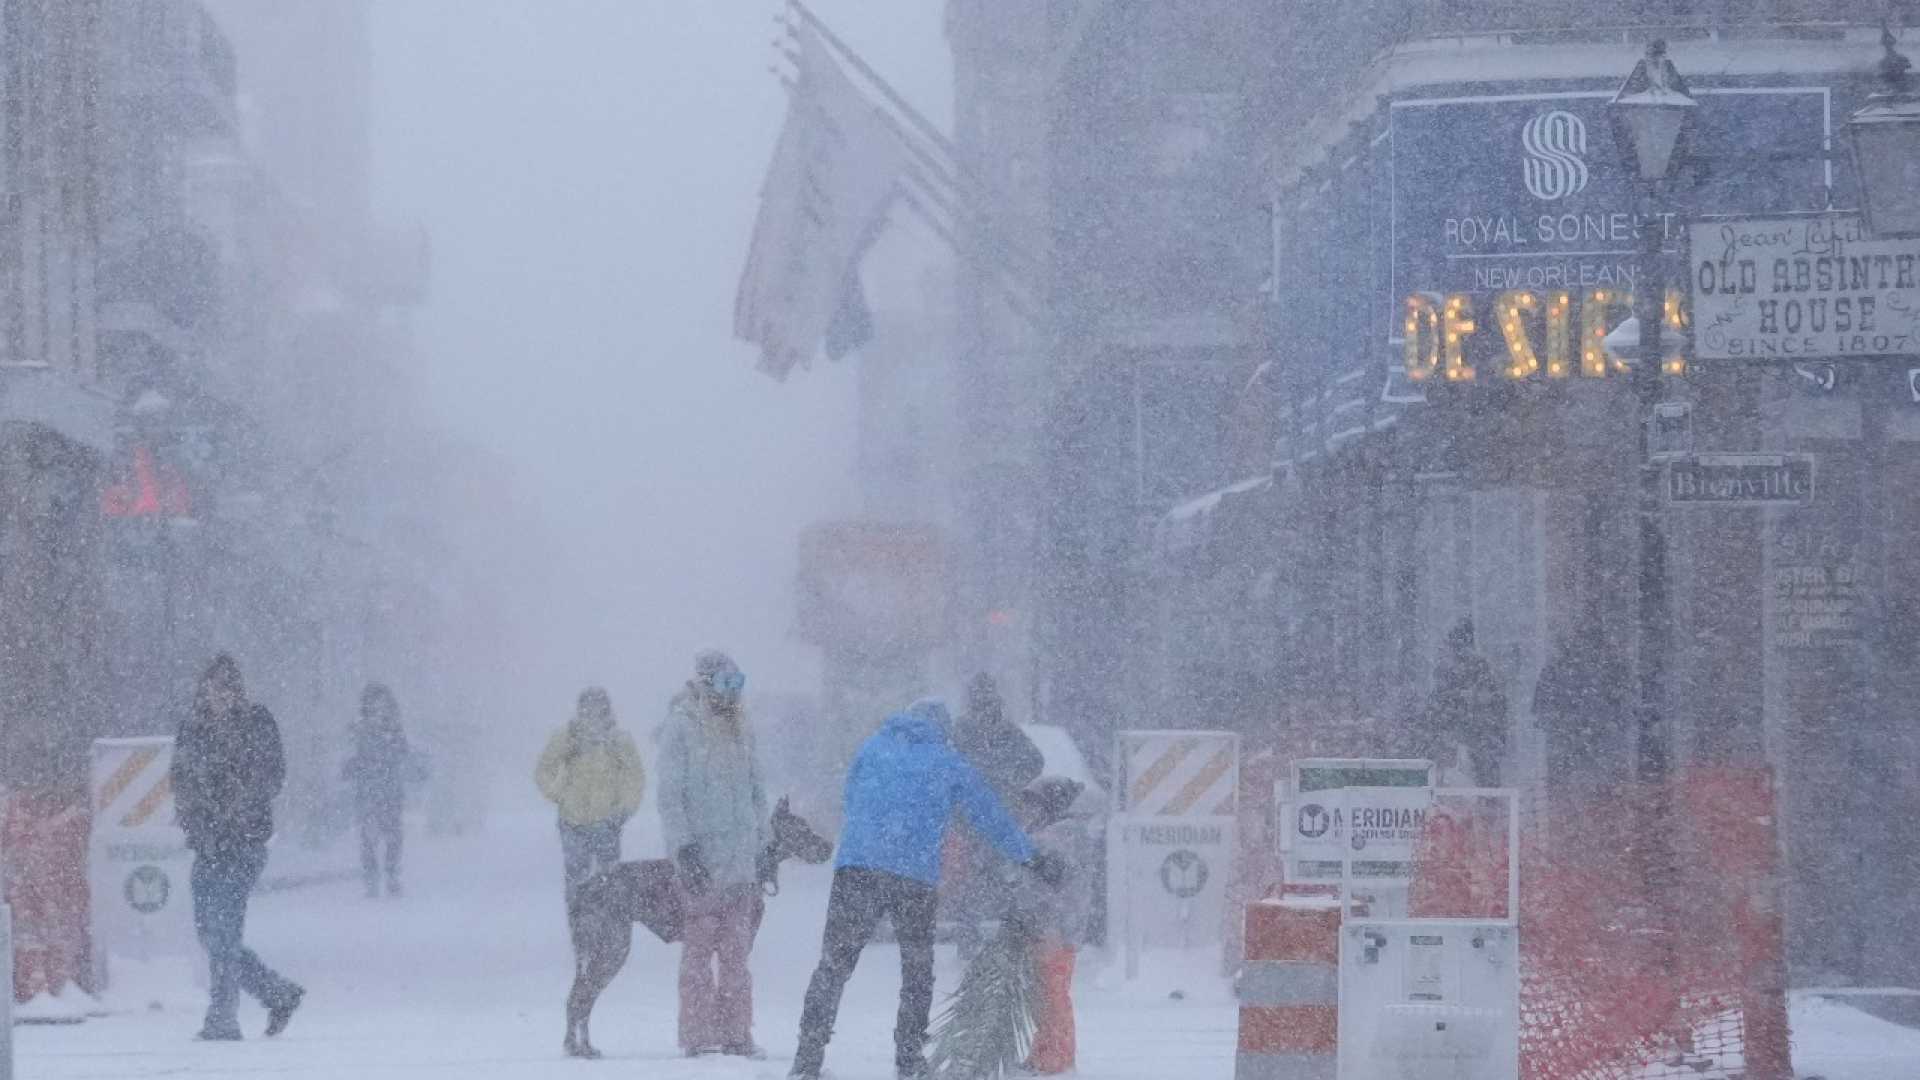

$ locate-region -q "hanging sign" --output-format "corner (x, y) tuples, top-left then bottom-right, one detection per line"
(1691, 215), (1920, 361)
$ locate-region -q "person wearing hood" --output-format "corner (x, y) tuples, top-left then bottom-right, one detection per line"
(536, 687), (646, 901)
(657, 649), (769, 1058)
(171, 654), (304, 1041)
(941, 672), (1045, 959)
(1011, 777), (1100, 1075)
(788, 698), (1061, 1080)
(341, 682), (416, 898)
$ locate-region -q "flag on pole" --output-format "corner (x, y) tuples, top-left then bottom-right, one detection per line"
(734, 24), (910, 379)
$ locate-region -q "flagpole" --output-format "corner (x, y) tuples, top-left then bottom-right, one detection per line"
(788, 0), (958, 158)
(780, 6), (1045, 283)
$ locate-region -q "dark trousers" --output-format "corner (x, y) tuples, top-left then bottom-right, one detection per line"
(359, 814), (403, 895)
(191, 843), (300, 1031)
(559, 819), (622, 903)
(794, 866), (938, 1075)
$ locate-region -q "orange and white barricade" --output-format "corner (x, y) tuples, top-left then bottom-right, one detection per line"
(1235, 897), (1340, 1080)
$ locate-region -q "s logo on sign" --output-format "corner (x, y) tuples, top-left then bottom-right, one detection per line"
(1521, 110), (1590, 201)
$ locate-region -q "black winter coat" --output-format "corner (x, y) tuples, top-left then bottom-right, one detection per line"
(342, 720), (411, 822)
(947, 709), (1044, 803)
(173, 704), (285, 852)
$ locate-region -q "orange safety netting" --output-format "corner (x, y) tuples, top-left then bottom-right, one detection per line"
(1407, 768), (1790, 1080)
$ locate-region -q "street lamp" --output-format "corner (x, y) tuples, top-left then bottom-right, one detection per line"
(1609, 41), (1694, 794)
(1848, 28), (1920, 237)
(1611, 40), (1696, 185)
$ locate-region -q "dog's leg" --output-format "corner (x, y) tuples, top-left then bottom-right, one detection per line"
(570, 916), (630, 1061)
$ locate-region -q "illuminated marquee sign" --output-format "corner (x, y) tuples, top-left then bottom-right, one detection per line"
(1389, 88), (1828, 383)
(1691, 215), (1920, 361)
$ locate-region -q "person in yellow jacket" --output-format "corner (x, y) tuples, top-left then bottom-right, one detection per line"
(536, 686), (646, 900)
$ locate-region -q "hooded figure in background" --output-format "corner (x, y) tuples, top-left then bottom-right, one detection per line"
(940, 673), (1045, 958)
(536, 686), (646, 902)
(172, 654), (304, 1041)
(788, 698), (1057, 1080)
(1426, 618), (1510, 786)
(657, 649), (769, 1058)
(342, 682), (416, 898)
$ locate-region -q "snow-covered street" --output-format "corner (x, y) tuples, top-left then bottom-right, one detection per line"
(15, 802), (1238, 1079)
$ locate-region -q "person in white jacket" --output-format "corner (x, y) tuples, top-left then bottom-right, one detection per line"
(657, 650), (768, 1058)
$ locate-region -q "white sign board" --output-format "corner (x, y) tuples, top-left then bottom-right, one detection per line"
(1108, 730), (1241, 976)
(1107, 816), (1235, 962)
(90, 737), (196, 979)
(1288, 759), (1433, 884)
(1691, 215), (1920, 361)
(1116, 730), (1239, 816)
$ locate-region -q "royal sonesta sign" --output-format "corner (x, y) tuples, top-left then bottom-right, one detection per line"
(1390, 87), (1828, 383)
(1691, 215), (1920, 361)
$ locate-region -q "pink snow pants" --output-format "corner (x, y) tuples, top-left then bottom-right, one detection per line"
(678, 883), (762, 1052)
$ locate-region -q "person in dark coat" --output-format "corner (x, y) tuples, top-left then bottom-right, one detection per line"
(940, 673), (1045, 958)
(1533, 626), (1631, 789)
(171, 654), (304, 1041)
(1427, 618), (1510, 785)
(787, 699), (1058, 1080)
(342, 682), (415, 898)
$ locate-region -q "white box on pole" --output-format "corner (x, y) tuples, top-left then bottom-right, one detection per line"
(89, 737), (197, 987)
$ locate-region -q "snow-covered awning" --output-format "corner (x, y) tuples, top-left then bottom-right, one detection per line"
(1156, 472), (1275, 563)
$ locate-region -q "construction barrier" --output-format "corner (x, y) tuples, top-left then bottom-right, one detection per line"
(2, 787), (94, 1004)
(1235, 897), (1340, 1080)
(1439, 766), (1792, 1080)
(89, 737), (197, 983)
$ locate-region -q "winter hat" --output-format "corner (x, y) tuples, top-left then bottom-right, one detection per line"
(1025, 776), (1085, 825)
(1447, 618), (1476, 649)
(694, 648), (740, 683)
(577, 686), (613, 720)
(965, 672), (1004, 722)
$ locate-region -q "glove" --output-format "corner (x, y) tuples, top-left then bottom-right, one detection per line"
(1028, 850), (1066, 888)
(676, 843), (710, 896)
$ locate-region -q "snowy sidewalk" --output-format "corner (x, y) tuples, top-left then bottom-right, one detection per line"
(17, 802), (1916, 1078)
(16, 804), (1237, 1080)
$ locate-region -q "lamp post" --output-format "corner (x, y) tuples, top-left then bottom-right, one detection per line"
(1607, 43), (1694, 989)
(1610, 41), (1693, 794)
(1848, 27), (1920, 238)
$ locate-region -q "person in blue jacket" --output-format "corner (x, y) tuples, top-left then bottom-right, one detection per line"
(788, 698), (1062, 1080)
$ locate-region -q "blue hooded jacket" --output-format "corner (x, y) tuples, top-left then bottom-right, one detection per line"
(834, 699), (1034, 885)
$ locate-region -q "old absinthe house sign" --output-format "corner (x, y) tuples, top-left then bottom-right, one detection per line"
(1692, 215), (1920, 361)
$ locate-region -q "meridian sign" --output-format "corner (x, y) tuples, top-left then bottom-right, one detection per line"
(1691, 215), (1920, 361)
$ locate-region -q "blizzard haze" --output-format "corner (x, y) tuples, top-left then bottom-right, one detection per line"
(367, 2), (950, 718)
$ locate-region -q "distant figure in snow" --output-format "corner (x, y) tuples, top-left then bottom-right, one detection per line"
(940, 673), (1044, 959)
(341, 682), (421, 898)
(536, 687), (646, 904)
(1426, 618), (1510, 786)
(1533, 625), (1630, 790)
(787, 698), (1060, 1080)
(657, 649), (769, 1058)
(172, 654), (304, 1041)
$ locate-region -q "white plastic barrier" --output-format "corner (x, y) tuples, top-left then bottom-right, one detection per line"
(90, 737), (197, 987)
(1337, 789), (1520, 1080)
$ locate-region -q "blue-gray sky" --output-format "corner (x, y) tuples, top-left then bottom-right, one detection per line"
(368, 2), (950, 715)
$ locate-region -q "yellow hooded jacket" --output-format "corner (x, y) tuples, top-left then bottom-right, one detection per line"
(535, 719), (646, 827)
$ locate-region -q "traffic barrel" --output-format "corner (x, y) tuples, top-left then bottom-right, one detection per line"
(1235, 897), (1339, 1080)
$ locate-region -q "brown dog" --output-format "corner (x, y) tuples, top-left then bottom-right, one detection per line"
(562, 797), (832, 1059)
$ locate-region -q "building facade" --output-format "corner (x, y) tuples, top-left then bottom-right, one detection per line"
(952, 1), (1920, 985)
